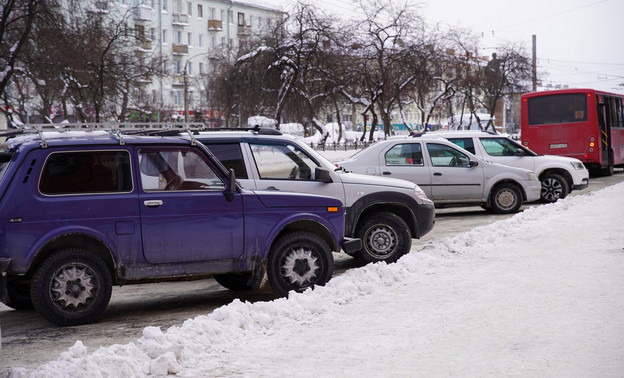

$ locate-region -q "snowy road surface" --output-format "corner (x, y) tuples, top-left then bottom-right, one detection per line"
(7, 174), (624, 376)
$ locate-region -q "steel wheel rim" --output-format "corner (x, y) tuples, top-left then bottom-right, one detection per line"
(50, 263), (97, 309)
(496, 189), (517, 210)
(366, 225), (396, 257)
(282, 247), (319, 287)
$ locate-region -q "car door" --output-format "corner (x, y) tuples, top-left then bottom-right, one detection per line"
(137, 146), (245, 264)
(424, 142), (484, 201)
(375, 141), (433, 198)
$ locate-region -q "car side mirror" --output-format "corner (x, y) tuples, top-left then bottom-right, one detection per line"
(315, 167), (333, 183)
(515, 149), (525, 157)
(469, 160), (479, 167)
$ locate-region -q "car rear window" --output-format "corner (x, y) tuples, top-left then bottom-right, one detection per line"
(39, 150), (132, 195)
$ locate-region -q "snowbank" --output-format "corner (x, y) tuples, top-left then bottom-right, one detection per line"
(10, 182), (624, 377)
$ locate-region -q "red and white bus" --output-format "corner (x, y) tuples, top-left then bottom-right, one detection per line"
(521, 88), (624, 175)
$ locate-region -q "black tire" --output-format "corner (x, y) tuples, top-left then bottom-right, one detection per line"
(5, 280), (34, 310)
(490, 183), (522, 214)
(214, 264), (266, 291)
(355, 212), (412, 264)
(31, 249), (112, 327)
(267, 231), (333, 297)
(540, 173), (569, 203)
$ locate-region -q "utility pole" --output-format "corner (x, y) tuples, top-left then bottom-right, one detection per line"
(532, 35), (537, 92)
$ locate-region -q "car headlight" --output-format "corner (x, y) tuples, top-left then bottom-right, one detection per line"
(570, 161), (585, 170)
(414, 186), (429, 200)
(527, 172), (539, 181)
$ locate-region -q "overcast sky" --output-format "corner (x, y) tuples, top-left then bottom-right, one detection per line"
(256, 0), (624, 94)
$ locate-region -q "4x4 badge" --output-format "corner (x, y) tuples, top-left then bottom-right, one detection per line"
(8, 217), (22, 223)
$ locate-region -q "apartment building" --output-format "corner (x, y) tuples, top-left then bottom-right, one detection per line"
(114, 0), (284, 120)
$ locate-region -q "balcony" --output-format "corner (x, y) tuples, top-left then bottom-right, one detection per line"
(172, 13), (189, 25)
(207, 19), (223, 31)
(138, 40), (152, 51)
(172, 43), (188, 55)
(172, 75), (186, 86)
(237, 25), (251, 35)
(133, 5), (154, 21)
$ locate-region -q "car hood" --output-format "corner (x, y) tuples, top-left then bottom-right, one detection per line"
(337, 170), (420, 190)
(536, 154), (584, 164)
(251, 190), (342, 208)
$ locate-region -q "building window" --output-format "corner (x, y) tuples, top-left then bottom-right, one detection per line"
(199, 62), (204, 75)
(198, 34), (203, 48)
(187, 32), (192, 45)
(187, 62), (193, 75)
(228, 10), (233, 24)
(197, 4), (202, 18)
(162, 0), (167, 11)
(174, 30), (181, 44)
(174, 60), (181, 74)
(208, 7), (215, 19)
(162, 29), (167, 43)
(187, 1), (191, 16)
(237, 12), (245, 26)
(163, 59), (169, 75)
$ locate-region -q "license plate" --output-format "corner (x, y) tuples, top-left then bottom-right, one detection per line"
(550, 143), (567, 149)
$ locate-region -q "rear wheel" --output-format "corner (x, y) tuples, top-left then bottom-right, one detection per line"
(31, 249), (112, 326)
(355, 212), (412, 264)
(267, 231), (333, 297)
(490, 183), (522, 214)
(540, 173), (569, 203)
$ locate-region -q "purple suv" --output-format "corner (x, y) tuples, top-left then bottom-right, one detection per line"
(0, 130), (359, 326)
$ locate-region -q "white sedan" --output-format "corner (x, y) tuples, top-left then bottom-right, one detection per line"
(337, 136), (541, 214)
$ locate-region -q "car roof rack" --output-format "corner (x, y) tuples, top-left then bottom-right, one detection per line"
(192, 125), (283, 135)
(0, 122), (207, 147)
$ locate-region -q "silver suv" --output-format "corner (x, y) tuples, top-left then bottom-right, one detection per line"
(193, 128), (435, 265)
(337, 135), (541, 214)
(421, 131), (589, 202)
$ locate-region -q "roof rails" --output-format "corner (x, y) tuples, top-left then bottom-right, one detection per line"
(0, 122), (208, 147)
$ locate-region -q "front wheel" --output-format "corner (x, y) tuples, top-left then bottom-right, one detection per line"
(490, 183), (522, 214)
(540, 173), (569, 203)
(355, 212), (412, 264)
(267, 231), (333, 297)
(31, 249), (112, 326)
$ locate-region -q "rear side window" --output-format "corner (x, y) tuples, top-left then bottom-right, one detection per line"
(446, 138), (475, 154)
(385, 143), (423, 165)
(527, 94), (587, 125)
(202, 143), (248, 179)
(40, 151), (132, 195)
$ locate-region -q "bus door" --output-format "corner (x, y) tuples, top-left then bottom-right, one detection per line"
(597, 95), (615, 172)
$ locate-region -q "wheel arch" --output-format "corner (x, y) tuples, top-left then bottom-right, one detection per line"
(347, 193), (418, 238)
(487, 179), (527, 205)
(28, 233), (116, 282)
(538, 168), (573, 189)
(274, 220), (338, 252)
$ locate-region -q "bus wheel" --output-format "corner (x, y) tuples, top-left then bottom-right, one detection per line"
(540, 173), (569, 203)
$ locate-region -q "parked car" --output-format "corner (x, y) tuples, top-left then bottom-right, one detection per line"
(419, 130), (589, 202)
(0, 128), (360, 326)
(336, 135), (541, 214)
(192, 128), (435, 265)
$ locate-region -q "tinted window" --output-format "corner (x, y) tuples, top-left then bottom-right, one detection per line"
(527, 94), (588, 125)
(446, 138), (475, 154)
(40, 151), (132, 195)
(385, 143), (423, 165)
(479, 138), (520, 156)
(202, 142), (248, 179)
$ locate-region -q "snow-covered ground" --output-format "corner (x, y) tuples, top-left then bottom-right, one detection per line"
(9, 161), (624, 376)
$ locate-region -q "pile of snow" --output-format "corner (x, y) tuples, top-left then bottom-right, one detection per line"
(10, 182), (624, 377)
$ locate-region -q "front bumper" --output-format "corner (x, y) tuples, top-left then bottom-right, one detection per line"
(342, 237), (363, 254)
(0, 258), (10, 304)
(573, 178), (590, 191)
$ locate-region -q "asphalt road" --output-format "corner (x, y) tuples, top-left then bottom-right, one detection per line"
(1, 169), (622, 374)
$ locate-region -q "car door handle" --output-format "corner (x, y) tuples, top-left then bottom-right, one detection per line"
(143, 200), (163, 207)
(433, 172), (442, 176)
(265, 186), (279, 190)
(382, 171), (392, 175)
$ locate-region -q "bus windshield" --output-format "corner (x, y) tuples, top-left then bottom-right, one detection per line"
(527, 93), (588, 125)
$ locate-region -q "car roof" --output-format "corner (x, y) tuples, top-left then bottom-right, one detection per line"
(414, 130), (502, 139)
